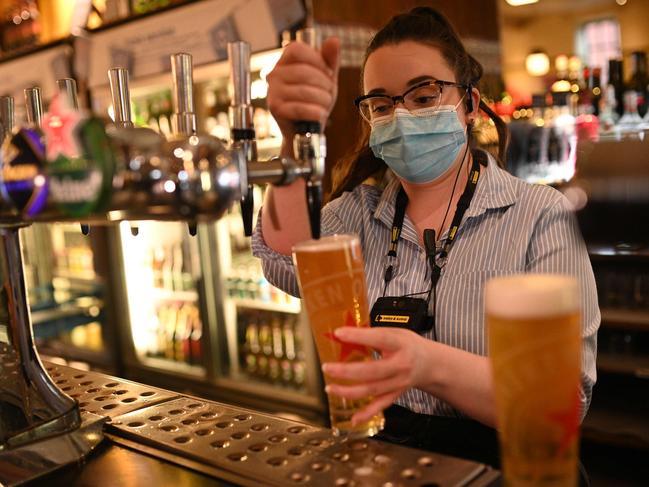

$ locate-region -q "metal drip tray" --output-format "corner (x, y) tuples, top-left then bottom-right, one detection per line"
(108, 397), (492, 487)
(44, 362), (177, 418)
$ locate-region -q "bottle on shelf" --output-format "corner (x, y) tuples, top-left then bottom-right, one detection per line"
(608, 58), (625, 119)
(627, 51), (649, 119)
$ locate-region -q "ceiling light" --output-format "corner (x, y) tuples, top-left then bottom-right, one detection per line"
(505, 0), (539, 6)
(526, 50), (550, 76)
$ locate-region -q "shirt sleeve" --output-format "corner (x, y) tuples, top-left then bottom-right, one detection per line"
(251, 201), (348, 298)
(525, 195), (600, 421)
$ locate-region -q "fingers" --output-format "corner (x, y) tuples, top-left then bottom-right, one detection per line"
(352, 390), (402, 426)
(325, 373), (408, 400)
(277, 41), (333, 77)
(267, 39), (340, 137)
(321, 37), (341, 78)
(333, 326), (407, 352)
(323, 358), (399, 382)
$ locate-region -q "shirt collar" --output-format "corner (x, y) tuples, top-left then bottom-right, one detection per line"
(373, 152), (517, 239)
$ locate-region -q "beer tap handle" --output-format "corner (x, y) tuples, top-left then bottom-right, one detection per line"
(57, 78), (79, 109)
(107, 67), (139, 237)
(108, 67), (134, 129)
(81, 224), (90, 235)
(227, 41), (255, 237)
(294, 28), (325, 239)
(0, 95), (14, 143)
(188, 221), (197, 236)
(24, 87), (43, 127)
(170, 53), (197, 137)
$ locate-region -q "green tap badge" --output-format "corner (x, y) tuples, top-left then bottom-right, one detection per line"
(42, 95), (115, 217)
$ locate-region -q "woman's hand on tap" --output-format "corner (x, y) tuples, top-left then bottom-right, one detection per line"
(267, 37), (340, 141)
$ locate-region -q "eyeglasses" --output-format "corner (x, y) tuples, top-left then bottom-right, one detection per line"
(354, 79), (468, 123)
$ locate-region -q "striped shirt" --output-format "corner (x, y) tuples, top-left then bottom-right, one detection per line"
(252, 153), (599, 419)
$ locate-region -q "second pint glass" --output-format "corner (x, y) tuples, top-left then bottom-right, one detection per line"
(486, 274), (582, 487)
(292, 234), (384, 438)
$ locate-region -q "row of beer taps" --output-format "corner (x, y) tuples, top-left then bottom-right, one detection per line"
(0, 34), (325, 238)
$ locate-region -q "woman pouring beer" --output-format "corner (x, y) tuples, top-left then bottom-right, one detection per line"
(252, 6), (599, 469)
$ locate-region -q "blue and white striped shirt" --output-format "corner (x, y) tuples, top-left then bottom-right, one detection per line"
(252, 154), (599, 419)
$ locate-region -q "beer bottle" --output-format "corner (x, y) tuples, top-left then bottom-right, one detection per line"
(189, 305), (203, 364)
(268, 314), (283, 383)
(257, 315), (272, 380)
(281, 316), (295, 385)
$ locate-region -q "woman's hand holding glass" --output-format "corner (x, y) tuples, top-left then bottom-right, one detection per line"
(322, 326), (431, 426)
(266, 37), (340, 141)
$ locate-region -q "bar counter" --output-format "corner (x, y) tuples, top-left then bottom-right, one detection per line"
(26, 362), (501, 487)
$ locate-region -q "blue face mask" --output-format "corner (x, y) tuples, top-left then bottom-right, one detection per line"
(369, 105), (467, 184)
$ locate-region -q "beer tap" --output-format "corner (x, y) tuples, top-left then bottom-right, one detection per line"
(0, 95), (14, 142)
(227, 41), (255, 236)
(293, 28), (325, 239)
(227, 30), (325, 240)
(24, 87), (43, 127)
(164, 52), (242, 227)
(169, 53), (199, 236)
(108, 67), (139, 237)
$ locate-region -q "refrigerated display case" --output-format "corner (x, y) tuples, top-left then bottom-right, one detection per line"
(91, 49), (326, 423)
(20, 223), (120, 371)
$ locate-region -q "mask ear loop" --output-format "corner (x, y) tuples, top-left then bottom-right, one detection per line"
(466, 84), (474, 113)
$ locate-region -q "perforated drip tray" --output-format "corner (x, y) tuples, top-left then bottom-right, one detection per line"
(43, 362), (178, 418)
(107, 397), (492, 487)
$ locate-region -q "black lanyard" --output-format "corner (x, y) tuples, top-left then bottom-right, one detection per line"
(383, 152), (483, 290)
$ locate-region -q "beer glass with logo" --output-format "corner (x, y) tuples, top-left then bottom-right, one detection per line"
(293, 234), (384, 438)
(486, 274), (582, 487)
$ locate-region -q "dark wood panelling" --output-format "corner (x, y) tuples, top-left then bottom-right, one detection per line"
(313, 0), (499, 41)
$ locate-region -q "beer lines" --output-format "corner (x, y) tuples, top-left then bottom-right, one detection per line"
(486, 274), (582, 487)
(293, 234), (384, 438)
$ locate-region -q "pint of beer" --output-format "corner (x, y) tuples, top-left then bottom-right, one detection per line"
(293, 234), (384, 438)
(486, 274), (582, 487)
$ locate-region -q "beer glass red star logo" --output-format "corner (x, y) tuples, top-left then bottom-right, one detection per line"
(547, 388), (581, 455)
(323, 312), (369, 361)
(42, 95), (81, 161)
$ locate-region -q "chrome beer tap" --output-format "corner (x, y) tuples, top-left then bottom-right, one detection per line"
(0, 95), (14, 142)
(227, 41), (255, 236)
(24, 87), (43, 127)
(227, 29), (326, 239)
(293, 28), (326, 239)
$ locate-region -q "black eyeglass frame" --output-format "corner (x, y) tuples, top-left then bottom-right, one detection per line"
(353, 79), (470, 110)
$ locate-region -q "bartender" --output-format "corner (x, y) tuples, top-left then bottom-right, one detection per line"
(252, 6), (599, 469)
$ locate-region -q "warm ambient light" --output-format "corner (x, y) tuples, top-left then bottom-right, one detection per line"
(505, 0), (539, 6)
(526, 50), (550, 76)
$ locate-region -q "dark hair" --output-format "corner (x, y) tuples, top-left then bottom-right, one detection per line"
(327, 6), (509, 203)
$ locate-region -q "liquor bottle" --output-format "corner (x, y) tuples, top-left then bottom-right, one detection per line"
(281, 316), (296, 385)
(172, 242), (184, 291)
(617, 91), (643, 131)
(257, 315), (272, 379)
(243, 312), (260, 375)
(589, 67), (602, 116)
(291, 316), (306, 388)
(164, 304), (179, 361)
(189, 305), (202, 364)
(599, 84), (619, 131)
(627, 51), (649, 118)
(608, 59), (625, 119)
(161, 245), (174, 290)
(174, 303), (191, 363)
(268, 314), (283, 383)
(152, 246), (164, 288)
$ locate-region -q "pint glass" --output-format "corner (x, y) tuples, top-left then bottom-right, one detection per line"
(292, 234), (384, 438)
(486, 274), (582, 487)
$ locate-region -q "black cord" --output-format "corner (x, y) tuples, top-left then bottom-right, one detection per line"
(437, 129), (471, 242)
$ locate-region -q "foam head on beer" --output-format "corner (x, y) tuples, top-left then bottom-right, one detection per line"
(485, 274), (580, 319)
